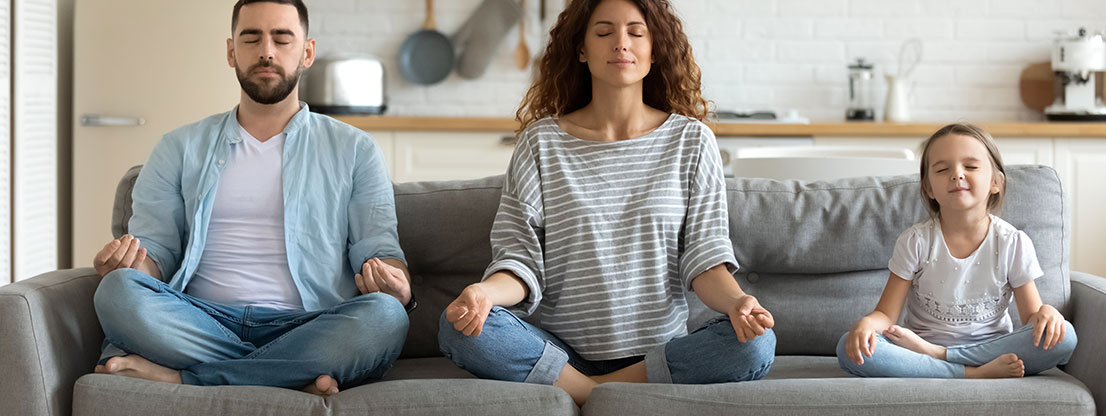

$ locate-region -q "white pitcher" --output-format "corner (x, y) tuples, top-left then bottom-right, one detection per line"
(884, 74), (912, 122)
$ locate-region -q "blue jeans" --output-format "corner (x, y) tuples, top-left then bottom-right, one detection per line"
(94, 268), (408, 389)
(437, 306), (775, 384)
(835, 321), (1078, 378)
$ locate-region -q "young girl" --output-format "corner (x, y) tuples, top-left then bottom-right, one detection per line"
(436, 0), (775, 406)
(837, 123), (1077, 379)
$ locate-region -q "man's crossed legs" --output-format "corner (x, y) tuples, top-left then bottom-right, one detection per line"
(93, 268), (408, 395)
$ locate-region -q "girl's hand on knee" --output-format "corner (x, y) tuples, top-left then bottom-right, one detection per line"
(846, 320), (879, 366)
(727, 295), (774, 343)
(444, 284), (494, 337)
(1030, 305), (1066, 350)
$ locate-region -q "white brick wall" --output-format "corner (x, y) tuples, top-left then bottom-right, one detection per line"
(307, 0), (1106, 121)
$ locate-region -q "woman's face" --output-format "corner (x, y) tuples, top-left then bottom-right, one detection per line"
(579, 0), (653, 88)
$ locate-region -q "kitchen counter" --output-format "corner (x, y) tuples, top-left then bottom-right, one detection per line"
(335, 115), (1106, 137)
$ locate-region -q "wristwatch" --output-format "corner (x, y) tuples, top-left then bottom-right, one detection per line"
(404, 293), (418, 314)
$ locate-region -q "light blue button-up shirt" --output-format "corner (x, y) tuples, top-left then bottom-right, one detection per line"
(129, 104), (405, 311)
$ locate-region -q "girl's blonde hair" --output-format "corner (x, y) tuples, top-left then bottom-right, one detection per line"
(917, 123), (1006, 218)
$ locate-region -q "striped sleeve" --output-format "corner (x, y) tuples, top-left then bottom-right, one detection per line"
(679, 125), (739, 290)
(483, 131), (546, 316)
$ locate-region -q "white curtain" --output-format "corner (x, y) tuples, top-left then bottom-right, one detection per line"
(0, 1), (11, 284)
(11, 0), (58, 282)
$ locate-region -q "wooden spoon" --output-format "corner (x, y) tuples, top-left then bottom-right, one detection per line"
(514, 0), (529, 70)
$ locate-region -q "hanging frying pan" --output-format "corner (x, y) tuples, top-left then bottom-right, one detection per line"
(398, 0), (454, 85)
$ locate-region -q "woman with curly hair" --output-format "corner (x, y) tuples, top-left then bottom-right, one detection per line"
(438, 0), (776, 404)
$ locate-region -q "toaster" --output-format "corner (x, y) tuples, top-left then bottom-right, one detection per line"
(300, 54), (387, 115)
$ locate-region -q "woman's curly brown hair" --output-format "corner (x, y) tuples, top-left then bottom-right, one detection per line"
(515, 0), (708, 133)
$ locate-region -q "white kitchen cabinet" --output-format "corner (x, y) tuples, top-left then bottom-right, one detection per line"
(391, 131), (517, 182)
(813, 137), (924, 154)
(814, 137), (1054, 167)
(993, 138), (1053, 167)
(1054, 139), (1106, 277)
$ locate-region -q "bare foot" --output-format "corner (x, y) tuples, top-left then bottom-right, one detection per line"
(965, 353), (1025, 379)
(883, 325), (946, 360)
(302, 375), (339, 396)
(94, 355), (182, 384)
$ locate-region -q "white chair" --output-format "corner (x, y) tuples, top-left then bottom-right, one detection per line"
(731, 146), (919, 181)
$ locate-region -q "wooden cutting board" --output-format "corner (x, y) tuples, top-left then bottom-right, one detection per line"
(1019, 62), (1054, 113)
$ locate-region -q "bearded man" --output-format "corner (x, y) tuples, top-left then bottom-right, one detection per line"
(90, 0), (413, 396)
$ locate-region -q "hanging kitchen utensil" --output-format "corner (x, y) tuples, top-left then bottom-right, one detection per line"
(453, 0), (523, 79)
(514, 0), (530, 70)
(398, 0), (454, 85)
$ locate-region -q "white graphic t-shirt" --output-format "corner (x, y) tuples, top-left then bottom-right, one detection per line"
(888, 215), (1043, 346)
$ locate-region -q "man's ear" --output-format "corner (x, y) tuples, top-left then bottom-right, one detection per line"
(226, 38), (236, 68)
(303, 38), (316, 68)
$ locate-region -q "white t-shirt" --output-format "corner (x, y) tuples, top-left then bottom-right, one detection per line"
(185, 127), (304, 310)
(888, 215), (1043, 346)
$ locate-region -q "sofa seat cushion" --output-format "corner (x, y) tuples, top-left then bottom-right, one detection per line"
(583, 356), (1094, 416)
(382, 357), (475, 380)
(331, 379), (576, 415)
(73, 374), (326, 416)
(74, 371), (577, 416)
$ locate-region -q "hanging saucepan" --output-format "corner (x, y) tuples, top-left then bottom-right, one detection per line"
(398, 0), (454, 85)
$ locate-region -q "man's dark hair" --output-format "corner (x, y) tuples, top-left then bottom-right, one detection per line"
(232, 0), (309, 35)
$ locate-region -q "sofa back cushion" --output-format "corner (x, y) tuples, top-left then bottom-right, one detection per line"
(391, 178), (504, 358)
(114, 165), (1070, 358)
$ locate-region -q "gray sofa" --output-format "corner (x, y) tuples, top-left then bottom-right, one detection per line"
(2, 164), (1102, 415)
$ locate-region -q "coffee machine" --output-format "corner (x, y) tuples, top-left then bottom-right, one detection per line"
(1045, 28), (1106, 121)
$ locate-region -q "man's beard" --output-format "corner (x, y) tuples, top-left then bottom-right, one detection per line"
(236, 60), (303, 105)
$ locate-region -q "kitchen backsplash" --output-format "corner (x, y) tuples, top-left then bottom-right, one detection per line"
(308, 0), (1106, 121)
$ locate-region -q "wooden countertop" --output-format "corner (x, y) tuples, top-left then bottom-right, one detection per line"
(335, 115), (1106, 137)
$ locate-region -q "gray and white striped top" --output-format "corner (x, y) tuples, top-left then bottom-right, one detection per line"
(485, 114), (738, 360)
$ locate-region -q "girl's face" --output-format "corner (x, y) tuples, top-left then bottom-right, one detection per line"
(579, 0), (653, 88)
(924, 134), (1002, 216)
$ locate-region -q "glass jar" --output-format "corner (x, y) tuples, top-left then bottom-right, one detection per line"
(846, 58), (876, 121)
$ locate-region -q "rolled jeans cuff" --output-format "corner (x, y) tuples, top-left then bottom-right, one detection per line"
(97, 342), (127, 366)
(644, 343), (672, 383)
(523, 341), (569, 385)
(945, 347), (966, 365)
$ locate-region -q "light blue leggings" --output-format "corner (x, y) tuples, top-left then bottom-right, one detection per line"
(836, 321), (1077, 378)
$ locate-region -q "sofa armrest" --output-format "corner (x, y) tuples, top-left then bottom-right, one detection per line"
(0, 268), (103, 416)
(1067, 271), (1106, 415)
